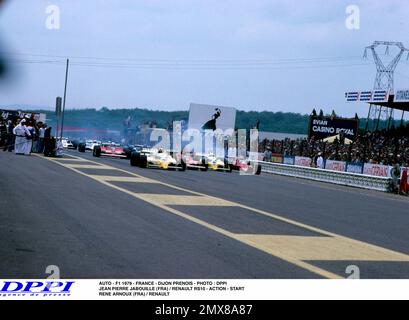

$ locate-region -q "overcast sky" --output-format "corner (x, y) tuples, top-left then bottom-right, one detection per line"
(1, 0), (409, 117)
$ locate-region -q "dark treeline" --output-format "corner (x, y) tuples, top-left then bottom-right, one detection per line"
(28, 107), (406, 134)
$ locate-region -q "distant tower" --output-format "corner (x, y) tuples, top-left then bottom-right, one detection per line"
(363, 41), (409, 130)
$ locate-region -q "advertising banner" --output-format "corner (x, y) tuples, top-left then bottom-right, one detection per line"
(394, 89), (409, 103)
(346, 162), (364, 174)
(283, 156), (295, 165)
(359, 91), (372, 102)
(294, 156), (311, 167)
(345, 90), (389, 103)
(309, 116), (359, 140)
(271, 153), (283, 164)
(0, 109), (46, 123)
(371, 90), (389, 103)
(0, 109), (19, 121)
(188, 103), (236, 133)
(325, 160), (346, 172)
(345, 91), (359, 102)
(363, 163), (392, 177)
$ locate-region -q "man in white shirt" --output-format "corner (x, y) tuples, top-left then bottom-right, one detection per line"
(24, 120), (33, 155)
(12, 119), (27, 155)
(316, 152), (324, 169)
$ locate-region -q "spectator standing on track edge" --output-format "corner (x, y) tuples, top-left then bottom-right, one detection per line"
(12, 119), (28, 155)
(43, 125), (54, 157)
(37, 123), (46, 153)
(24, 119), (34, 155)
(3, 120), (15, 152)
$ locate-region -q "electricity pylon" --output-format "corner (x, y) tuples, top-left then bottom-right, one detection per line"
(363, 41), (409, 130)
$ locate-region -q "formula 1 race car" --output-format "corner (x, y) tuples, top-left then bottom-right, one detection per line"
(86, 140), (101, 151)
(178, 152), (231, 172)
(176, 152), (233, 172)
(123, 144), (144, 159)
(78, 139), (101, 153)
(130, 148), (185, 171)
(230, 157), (262, 175)
(206, 153), (232, 172)
(93, 143), (127, 158)
(61, 138), (75, 149)
(180, 153), (209, 171)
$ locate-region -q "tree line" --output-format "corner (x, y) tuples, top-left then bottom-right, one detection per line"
(28, 107), (406, 134)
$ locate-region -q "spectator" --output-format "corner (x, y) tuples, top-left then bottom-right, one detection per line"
(3, 120), (15, 152)
(24, 120), (34, 155)
(0, 118), (6, 148)
(12, 119), (28, 155)
(43, 125), (53, 157)
(263, 148), (272, 162)
(316, 152), (324, 169)
(37, 123), (46, 153)
(259, 124), (409, 167)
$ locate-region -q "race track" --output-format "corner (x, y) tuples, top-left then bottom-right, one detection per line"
(1, 150), (409, 279)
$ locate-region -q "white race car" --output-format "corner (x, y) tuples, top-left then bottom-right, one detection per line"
(85, 140), (101, 151)
(61, 138), (75, 149)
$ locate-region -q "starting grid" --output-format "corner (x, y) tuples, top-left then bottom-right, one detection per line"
(35, 153), (409, 279)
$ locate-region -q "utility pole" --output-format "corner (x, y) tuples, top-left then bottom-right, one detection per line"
(55, 96), (62, 137)
(60, 58), (69, 140)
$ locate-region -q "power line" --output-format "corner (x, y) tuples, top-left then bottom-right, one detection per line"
(1, 51), (363, 64)
(4, 56), (372, 70)
(67, 62), (372, 70)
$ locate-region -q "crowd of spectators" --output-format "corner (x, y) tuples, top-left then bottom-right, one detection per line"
(260, 124), (409, 168)
(0, 114), (54, 156)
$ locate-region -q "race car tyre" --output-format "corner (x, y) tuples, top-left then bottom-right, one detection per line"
(130, 152), (140, 167)
(139, 154), (148, 168)
(224, 159), (233, 173)
(255, 164), (262, 175)
(78, 143), (86, 153)
(179, 160), (186, 171)
(93, 146), (101, 157)
(200, 158), (208, 172)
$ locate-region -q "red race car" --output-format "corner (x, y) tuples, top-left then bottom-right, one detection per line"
(230, 157), (262, 175)
(93, 143), (127, 158)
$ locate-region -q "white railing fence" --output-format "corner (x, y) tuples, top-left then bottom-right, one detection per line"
(259, 161), (393, 192)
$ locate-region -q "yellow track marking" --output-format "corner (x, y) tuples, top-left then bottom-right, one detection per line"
(40, 154), (409, 279)
(64, 164), (113, 169)
(237, 235), (409, 262)
(133, 194), (236, 206)
(53, 157), (92, 162)
(88, 176), (155, 183)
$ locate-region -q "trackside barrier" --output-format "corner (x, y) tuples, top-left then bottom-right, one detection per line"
(259, 161), (393, 192)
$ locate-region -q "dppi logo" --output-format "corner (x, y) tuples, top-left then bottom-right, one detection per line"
(0, 281), (74, 296)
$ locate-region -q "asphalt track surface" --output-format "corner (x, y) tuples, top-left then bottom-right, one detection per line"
(1, 149), (409, 279)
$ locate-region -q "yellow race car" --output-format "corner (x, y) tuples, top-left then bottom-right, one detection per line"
(204, 153), (232, 172)
(130, 148), (185, 171)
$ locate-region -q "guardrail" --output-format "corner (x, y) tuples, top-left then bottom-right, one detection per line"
(259, 161), (393, 192)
